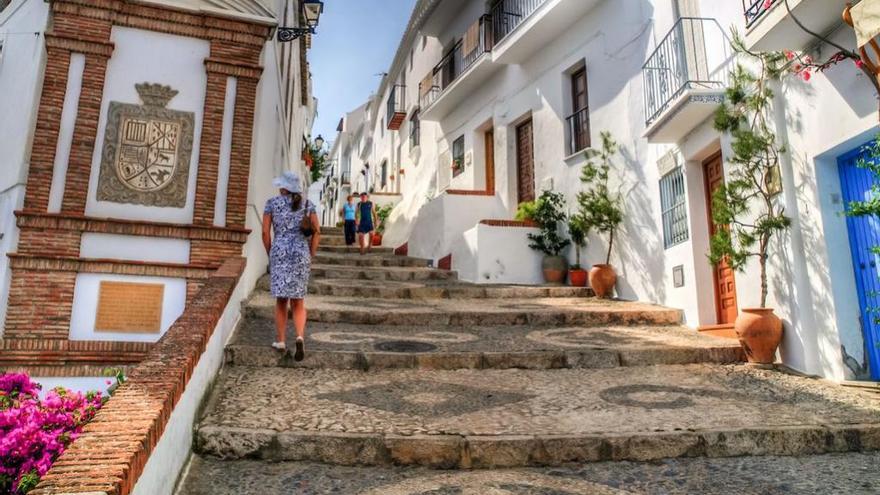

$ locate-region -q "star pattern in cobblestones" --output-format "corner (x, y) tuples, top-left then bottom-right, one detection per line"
(316, 380), (533, 417)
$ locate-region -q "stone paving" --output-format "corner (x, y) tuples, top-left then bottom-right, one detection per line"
(226, 320), (743, 370)
(180, 230), (880, 492)
(178, 453), (880, 494)
(195, 364), (880, 467)
(247, 293), (683, 327)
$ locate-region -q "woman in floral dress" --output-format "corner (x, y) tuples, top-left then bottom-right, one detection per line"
(262, 172), (320, 361)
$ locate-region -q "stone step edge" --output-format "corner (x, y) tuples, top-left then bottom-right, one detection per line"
(224, 346), (744, 371)
(195, 423), (880, 469)
(306, 286), (595, 299)
(241, 306), (683, 327)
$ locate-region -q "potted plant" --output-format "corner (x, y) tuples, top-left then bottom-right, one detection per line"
(372, 204), (394, 246)
(527, 190), (571, 284)
(515, 200), (537, 222)
(568, 215), (588, 287)
(578, 131), (623, 298)
(709, 36), (792, 364)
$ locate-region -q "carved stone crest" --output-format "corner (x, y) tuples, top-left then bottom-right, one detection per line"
(97, 83), (194, 207)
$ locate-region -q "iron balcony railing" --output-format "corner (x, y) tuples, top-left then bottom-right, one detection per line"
(386, 84), (406, 130)
(490, 0), (547, 44)
(566, 106), (591, 155)
(643, 17), (733, 128)
(419, 15), (493, 109)
(743, 0), (775, 28)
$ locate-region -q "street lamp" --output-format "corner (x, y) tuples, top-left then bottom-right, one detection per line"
(314, 134), (325, 149)
(277, 0), (324, 42)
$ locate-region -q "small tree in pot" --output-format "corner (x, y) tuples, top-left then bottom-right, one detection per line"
(373, 204), (394, 246)
(578, 131), (623, 298)
(568, 215), (589, 287)
(527, 190), (571, 284)
(710, 36), (791, 364)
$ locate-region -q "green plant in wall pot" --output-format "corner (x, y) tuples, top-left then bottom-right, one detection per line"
(577, 131), (624, 298)
(709, 35), (792, 364)
(568, 215), (589, 288)
(526, 190), (571, 284)
(515, 200), (538, 222)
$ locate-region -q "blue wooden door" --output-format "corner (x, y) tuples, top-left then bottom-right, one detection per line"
(839, 146), (880, 380)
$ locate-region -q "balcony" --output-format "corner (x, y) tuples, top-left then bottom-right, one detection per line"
(643, 18), (733, 144)
(386, 84), (406, 131)
(490, 0), (602, 65)
(341, 170), (351, 185)
(743, 0), (852, 52)
(419, 15), (496, 121)
(566, 106), (590, 156)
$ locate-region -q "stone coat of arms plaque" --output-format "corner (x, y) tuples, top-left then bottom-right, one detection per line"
(97, 83), (194, 207)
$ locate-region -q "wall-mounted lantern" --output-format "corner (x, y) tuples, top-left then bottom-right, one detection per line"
(278, 0), (324, 42)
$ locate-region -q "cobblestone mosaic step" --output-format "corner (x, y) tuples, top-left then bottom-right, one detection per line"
(195, 365), (880, 468)
(246, 294), (683, 327)
(278, 264), (456, 284)
(226, 320), (743, 370)
(179, 452), (880, 495)
(306, 278), (594, 299)
(319, 245), (395, 254)
(312, 253), (432, 268)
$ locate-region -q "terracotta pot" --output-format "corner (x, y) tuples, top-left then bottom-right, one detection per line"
(371, 234), (383, 246)
(734, 308), (783, 364)
(589, 264), (617, 298)
(541, 255), (569, 285)
(569, 269), (588, 287)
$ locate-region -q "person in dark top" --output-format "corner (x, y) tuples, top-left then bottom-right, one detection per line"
(355, 192), (378, 255)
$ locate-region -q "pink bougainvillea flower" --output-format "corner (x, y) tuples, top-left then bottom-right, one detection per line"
(763, 0), (774, 9)
(856, 59), (865, 69)
(0, 373), (104, 494)
(802, 70), (812, 81)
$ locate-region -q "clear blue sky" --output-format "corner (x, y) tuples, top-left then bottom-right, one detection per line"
(310, 0), (418, 142)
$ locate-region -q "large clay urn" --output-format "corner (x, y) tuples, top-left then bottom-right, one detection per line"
(589, 264), (617, 298)
(734, 308), (783, 364)
(542, 255), (569, 284)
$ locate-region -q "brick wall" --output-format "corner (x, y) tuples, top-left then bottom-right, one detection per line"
(29, 257), (246, 495)
(7, 0), (271, 366)
(4, 270), (76, 340)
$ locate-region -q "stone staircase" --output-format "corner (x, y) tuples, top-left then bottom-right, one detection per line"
(180, 228), (880, 492)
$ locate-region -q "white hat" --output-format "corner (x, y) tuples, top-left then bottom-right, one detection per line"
(272, 171), (302, 194)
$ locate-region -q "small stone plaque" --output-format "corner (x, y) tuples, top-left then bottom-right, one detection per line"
(94, 281), (164, 333)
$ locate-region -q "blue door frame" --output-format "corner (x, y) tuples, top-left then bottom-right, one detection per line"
(838, 145), (880, 380)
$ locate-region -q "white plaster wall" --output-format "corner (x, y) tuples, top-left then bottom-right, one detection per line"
(0, 0), (49, 335)
(48, 53), (85, 213)
(213, 76), (237, 227)
(0, 185), (25, 337)
(85, 27), (210, 224)
(470, 223), (543, 284)
(68, 273), (187, 343)
(134, 275), (246, 495)
(400, 192), (507, 263)
(33, 376), (116, 398)
(80, 233), (190, 264)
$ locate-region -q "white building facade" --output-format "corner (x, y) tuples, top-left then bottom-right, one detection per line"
(350, 0), (879, 382)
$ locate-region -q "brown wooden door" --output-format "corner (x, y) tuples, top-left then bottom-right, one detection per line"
(516, 119), (535, 203)
(704, 152), (739, 325)
(485, 129), (495, 194)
